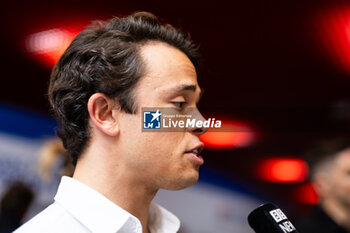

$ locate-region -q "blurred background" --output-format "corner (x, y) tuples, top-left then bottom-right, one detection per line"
(1, 0), (350, 232)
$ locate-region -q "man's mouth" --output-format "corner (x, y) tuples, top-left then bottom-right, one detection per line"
(191, 148), (199, 155)
(185, 144), (205, 165)
(186, 144), (204, 155)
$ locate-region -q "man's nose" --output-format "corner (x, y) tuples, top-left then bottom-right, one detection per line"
(188, 108), (208, 135)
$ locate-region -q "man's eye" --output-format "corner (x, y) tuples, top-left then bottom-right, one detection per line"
(173, 102), (187, 108)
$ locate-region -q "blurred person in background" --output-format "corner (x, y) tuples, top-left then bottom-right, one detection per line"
(15, 11), (206, 233)
(296, 138), (350, 233)
(0, 182), (34, 233)
(37, 139), (74, 180)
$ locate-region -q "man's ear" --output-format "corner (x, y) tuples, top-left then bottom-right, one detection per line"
(87, 93), (119, 136)
(313, 172), (331, 198)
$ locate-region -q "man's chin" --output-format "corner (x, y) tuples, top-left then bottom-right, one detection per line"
(164, 172), (199, 190)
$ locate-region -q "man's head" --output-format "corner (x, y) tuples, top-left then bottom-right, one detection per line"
(49, 12), (200, 164)
(306, 138), (350, 210)
(49, 12), (206, 190)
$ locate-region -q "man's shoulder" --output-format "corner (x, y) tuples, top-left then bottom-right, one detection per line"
(14, 202), (88, 233)
(296, 205), (349, 233)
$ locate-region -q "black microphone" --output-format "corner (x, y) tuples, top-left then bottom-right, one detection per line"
(248, 203), (299, 233)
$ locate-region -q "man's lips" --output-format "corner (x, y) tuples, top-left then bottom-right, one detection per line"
(185, 143), (205, 165)
(185, 143), (205, 155)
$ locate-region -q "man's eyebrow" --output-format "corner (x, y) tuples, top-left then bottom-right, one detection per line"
(181, 84), (197, 92)
(168, 84), (204, 103)
(171, 84), (197, 92)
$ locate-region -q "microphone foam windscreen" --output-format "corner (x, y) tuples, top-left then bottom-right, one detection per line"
(248, 203), (298, 233)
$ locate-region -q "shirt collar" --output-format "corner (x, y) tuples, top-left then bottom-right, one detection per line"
(148, 202), (180, 233)
(54, 176), (180, 233)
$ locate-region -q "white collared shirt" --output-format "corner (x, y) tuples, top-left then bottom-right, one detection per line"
(15, 176), (180, 233)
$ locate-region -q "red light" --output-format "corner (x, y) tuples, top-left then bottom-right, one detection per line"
(26, 28), (79, 67)
(294, 183), (318, 204)
(200, 120), (254, 149)
(315, 5), (350, 74)
(257, 158), (308, 183)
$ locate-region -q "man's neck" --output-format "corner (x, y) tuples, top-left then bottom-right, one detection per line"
(321, 199), (350, 231)
(73, 155), (157, 233)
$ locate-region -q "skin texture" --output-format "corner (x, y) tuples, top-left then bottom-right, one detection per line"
(73, 41), (206, 233)
(314, 148), (350, 231)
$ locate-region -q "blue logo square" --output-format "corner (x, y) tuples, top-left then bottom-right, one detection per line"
(143, 110), (161, 129)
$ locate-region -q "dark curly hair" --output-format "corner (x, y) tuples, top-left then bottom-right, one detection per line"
(48, 12), (200, 165)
